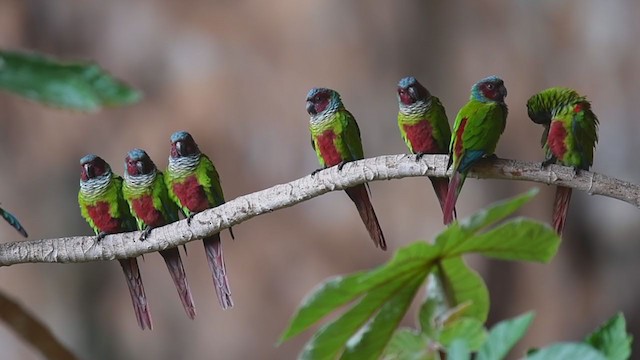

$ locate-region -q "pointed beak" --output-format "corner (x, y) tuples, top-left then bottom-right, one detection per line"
(136, 161), (145, 174)
(499, 85), (507, 98)
(306, 101), (316, 115)
(175, 141), (184, 157)
(408, 86), (418, 101)
(83, 163), (93, 179)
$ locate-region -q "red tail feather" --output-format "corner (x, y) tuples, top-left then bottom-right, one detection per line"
(203, 234), (234, 309)
(443, 172), (464, 225)
(118, 258), (153, 330)
(552, 186), (572, 235)
(429, 177), (452, 216)
(159, 248), (196, 319)
(345, 185), (387, 250)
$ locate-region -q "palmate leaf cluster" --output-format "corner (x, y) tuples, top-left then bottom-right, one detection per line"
(279, 189), (632, 360)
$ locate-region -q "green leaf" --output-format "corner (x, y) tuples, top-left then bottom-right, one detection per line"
(439, 317), (487, 351)
(527, 343), (607, 360)
(585, 313), (632, 360)
(382, 329), (433, 360)
(447, 340), (471, 360)
(418, 298), (440, 337)
(477, 312), (535, 360)
(459, 188), (539, 233)
(450, 219), (560, 262)
(298, 272), (425, 360)
(280, 242), (437, 342)
(341, 275), (426, 360)
(436, 257), (489, 322)
(0, 50), (141, 111)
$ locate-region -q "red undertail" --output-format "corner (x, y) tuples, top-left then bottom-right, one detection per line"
(443, 172), (465, 225)
(429, 176), (453, 216)
(118, 258), (153, 330)
(345, 184), (387, 250)
(203, 234), (234, 309)
(159, 247), (196, 319)
(553, 186), (572, 235)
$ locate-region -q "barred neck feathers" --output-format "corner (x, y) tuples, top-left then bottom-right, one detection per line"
(168, 154), (200, 178)
(124, 170), (157, 192)
(399, 97), (432, 117)
(309, 101), (343, 128)
(527, 87), (585, 123)
(80, 172), (112, 201)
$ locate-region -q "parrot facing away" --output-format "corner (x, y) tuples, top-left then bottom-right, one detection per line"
(443, 76), (508, 224)
(397, 76), (453, 215)
(122, 148), (197, 319)
(77, 154), (153, 330)
(0, 206), (28, 237)
(164, 131), (234, 310)
(527, 87), (598, 235)
(306, 87), (386, 250)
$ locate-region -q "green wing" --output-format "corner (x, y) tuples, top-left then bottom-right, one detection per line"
(569, 102), (599, 169)
(113, 175), (136, 232)
(197, 154), (226, 207)
(153, 172), (180, 223)
(338, 110), (365, 161)
(430, 96), (452, 152)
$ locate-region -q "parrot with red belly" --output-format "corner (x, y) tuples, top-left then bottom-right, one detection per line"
(306, 87), (386, 250)
(164, 131), (234, 309)
(77, 154), (153, 330)
(122, 148), (196, 319)
(397, 76), (452, 215)
(443, 76), (508, 224)
(527, 87), (598, 235)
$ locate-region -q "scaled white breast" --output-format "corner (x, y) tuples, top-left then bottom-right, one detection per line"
(124, 171), (157, 191)
(167, 155), (200, 178)
(80, 173), (111, 201)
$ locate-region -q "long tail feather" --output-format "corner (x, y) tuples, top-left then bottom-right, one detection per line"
(159, 248), (196, 319)
(118, 258), (153, 330)
(429, 176), (454, 217)
(345, 184), (387, 250)
(443, 172), (466, 225)
(0, 207), (28, 237)
(552, 186), (572, 235)
(203, 234), (234, 309)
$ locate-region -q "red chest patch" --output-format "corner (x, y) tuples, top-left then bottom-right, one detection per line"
(403, 121), (440, 153)
(454, 118), (468, 157)
(173, 175), (210, 212)
(132, 195), (165, 227)
(548, 121), (567, 159)
(87, 201), (122, 233)
(316, 130), (343, 167)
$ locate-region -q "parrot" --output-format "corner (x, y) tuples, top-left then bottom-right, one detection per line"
(122, 148), (197, 319)
(443, 76), (508, 224)
(396, 76), (453, 215)
(164, 131), (234, 310)
(527, 87), (598, 235)
(0, 206), (28, 237)
(306, 87), (386, 250)
(77, 154), (153, 330)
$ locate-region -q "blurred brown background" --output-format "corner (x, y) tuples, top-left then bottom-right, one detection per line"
(0, 0), (639, 359)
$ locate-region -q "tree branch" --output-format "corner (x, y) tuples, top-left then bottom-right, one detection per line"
(0, 155), (637, 267)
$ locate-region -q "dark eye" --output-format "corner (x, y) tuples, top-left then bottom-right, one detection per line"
(486, 83), (494, 90)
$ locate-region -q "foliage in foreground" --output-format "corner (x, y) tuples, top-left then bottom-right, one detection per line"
(279, 189), (632, 359)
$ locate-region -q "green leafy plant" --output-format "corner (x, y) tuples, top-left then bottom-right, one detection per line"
(0, 50), (141, 111)
(279, 189), (633, 359)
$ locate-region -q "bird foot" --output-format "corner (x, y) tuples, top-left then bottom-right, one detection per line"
(337, 160), (351, 171)
(139, 227), (153, 242)
(96, 232), (107, 242)
(311, 167), (325, 176)
(541, 157), (556, 169)
(415, 152), (427, 162)
(186, 213), (195, 226)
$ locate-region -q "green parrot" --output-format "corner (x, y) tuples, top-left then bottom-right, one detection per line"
(306, 88), (386, 250)
(122, 148), (196, 319)
(78, 154), (153, 330)
(527, 87), (598, 235)
(164, 131), (234, 310)
(397, 76), (452, 214)
(0, 206), (27, 237)
(444, 76), (508, 224)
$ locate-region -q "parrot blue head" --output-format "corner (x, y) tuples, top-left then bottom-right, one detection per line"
(397, 76), (431, 106)
(80, 154), (111, 181)
(470, 76), (507, 103)
(125, 148), (156, 176)
(305, 88), (343, 117)
(170, 131), (200, 158)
